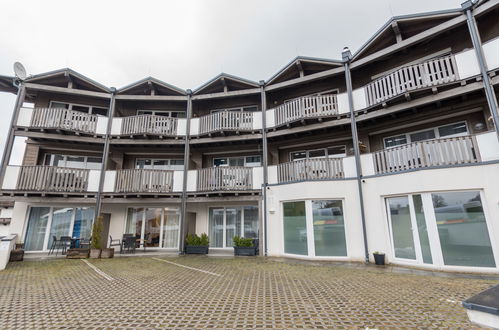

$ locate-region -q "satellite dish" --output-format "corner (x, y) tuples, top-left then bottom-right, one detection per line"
(13, 62), (27, 80)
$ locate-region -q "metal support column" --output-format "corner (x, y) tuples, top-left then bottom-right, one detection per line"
(0, 82), (25, 187)
(259, 81), (269, 256)
(342, 48), (370, 263)
(95, 88), (116, 218)
(179, 90), (193, 254)
(462, 0), (499, 139)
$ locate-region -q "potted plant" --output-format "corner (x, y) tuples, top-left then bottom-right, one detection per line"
(9, 243), (24, 262)
(89, 215), (103, 258)
(233, 236), (258, 256)
(185, 233), (209, 255)
(373, 251), (385, 265)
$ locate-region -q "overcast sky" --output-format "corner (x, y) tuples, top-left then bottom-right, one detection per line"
(0, 0), (463, 163)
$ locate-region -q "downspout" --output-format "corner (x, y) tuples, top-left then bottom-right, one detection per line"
(462, 0), (499, 140)
(179, 90), (192, 254)
(0, 80), (25, 187)
(342, 47), (370, 263)
(95, 88), (116, 218)
(259, 81), (269, 256)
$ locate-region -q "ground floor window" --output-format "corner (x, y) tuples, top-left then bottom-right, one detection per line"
(125, 207), (180, 248)
(208, 206), (258, 248)
(386, 190), (496, 268)
(24, 206), (94, 251)
(283, 200), (347, 257)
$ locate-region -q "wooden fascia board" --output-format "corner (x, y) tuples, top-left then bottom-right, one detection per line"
(24, 83), (111, 99)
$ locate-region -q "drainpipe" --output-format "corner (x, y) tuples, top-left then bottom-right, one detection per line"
(259, 81), (268, 256)
(179, 90), (192, 254)
(342, 47), (370, 263)
(462, 0), (499, 140)
(95, 88), (116, 218)
(0, 80), (25, 187)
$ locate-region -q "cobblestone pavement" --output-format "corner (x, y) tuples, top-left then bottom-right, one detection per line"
(0, 256), (497, 329)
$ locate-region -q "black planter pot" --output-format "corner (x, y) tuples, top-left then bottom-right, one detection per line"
(185, 246), (209, 255)
(373, 253), (385, 265)
(234, 246), (257, 256)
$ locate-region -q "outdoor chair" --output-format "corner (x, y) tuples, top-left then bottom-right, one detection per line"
(109, 236), (121, 251)
(121, 235), (136, 254)
(79, 237), (92, 249)
(59, 236), (72, 255)
(48, 235), (59, 255)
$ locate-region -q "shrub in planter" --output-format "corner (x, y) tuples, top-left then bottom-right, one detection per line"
(66, 248), (90, 259)
(90, 216), (104, 258)
(373, 251), (385, 265)
(185, 233), (209, 254)
(233, 236), (258, 256)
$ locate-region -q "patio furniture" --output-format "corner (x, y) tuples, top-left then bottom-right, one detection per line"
(59, 236), (72, 255)
(79, 237), (91, 249)
(109, 236), (121, 251)
(70, 237), (81, 249)
(136, 233), (153, 252)
(121, 235), (136, 254)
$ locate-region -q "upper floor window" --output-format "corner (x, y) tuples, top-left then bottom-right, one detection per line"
(213, 155), (261, 167)
(210, 105), (258, 114)
(137, 110), (186, 118)
(44, 154), (102, 170)
(135, 158), (184, 170)
(49, 101), (108, 116)
(384, 121), (468, 148)
(290, 146), (346, 161)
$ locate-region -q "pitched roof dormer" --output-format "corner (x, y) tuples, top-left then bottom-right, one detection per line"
(193, 73), (259, 95)
(25, 68), (110, 93)
(117, 77), (186, 96)
(266, 56), (342, 86)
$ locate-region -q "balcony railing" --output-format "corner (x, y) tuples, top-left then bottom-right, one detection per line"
(373, 135), (479, 174)
(197, 167), (253, 191)
(16, 166), (89, 192)
(30, 108), (97, 134)
(365, 55), (459, 107)
(121, 115), (178, 136)
(199, 111), (253, 135)
(274, 94), (338, 127)
(115, 169), (174, 193)
(277, 158), (344, 183)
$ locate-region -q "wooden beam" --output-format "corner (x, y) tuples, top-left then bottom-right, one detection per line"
(296, 61), (304, 78)
(265, 66), (344, 92)
(191, 88), (261, 100)
(115, 94), (187, 101)
(189, 133), (263, 145)
(391, 21), (403, 43)
(24, 83), (110, 99)
(14, 130), (105, 144)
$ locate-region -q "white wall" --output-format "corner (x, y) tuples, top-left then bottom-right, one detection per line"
(87, 170), (101, 192)
(252, 112), (262, 130)
(189, 118), (200, 136)
(16, 107), (33, 127)
(2, 166), (20, 190)
(336, 93), (349, 114)
(483, 37), (499, 71)
(172, 171), (184, 192)
(177, 118), (187, 136)
(103, 171), (116, 192)
(252, 167), (263, 189)
(186, 170), (197, 191)
(110, 118), (122, 135)
(95, 116), (108, 135)
(352, 87), (367, 111)
(476, 131), (499, 161)
(455, 49), (481, 80)
(265, 109), (275, 128)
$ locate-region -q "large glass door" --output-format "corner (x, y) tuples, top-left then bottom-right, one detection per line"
(162, 208), (180, 248)
(208, 206), (258, 248)
(386, 196), (419, 262)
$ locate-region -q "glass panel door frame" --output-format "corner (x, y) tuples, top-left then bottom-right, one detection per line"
(208, 206), (257, 248)
(281, 199), (348, 258)
(384, 190), (499, 270)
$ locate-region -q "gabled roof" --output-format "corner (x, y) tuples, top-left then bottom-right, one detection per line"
(193, 73), (259, 95)
(266, 56), (343, 86)
(25, 68), (110, 93)
(0, 75), (17, 94)
(117, 77), (186, 96)
(352, 8), (462, 61)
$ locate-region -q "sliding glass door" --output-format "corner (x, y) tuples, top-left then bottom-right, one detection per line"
(386, 191), (496, 268)
(125, 207), (180, 249)
(208, 206), (258, 248)
(24, 206), (95, 252)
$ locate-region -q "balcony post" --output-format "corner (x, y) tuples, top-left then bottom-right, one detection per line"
(179, 90), (192, 254)
(342, 47), (370, 263)
(0, 81), (25, 188)
(95, 88), (116, 219)
(260, 80), (268, 256)
(462, 0), (499, 140)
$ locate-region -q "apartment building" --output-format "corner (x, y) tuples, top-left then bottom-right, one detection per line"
(1, 0), (499, 273)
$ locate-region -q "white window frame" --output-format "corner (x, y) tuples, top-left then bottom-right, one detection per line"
(49, 101), (107, 116)
(289, 145), (347, 161)
(209, 105), (258, 114)
(207, 205), (259, 249)
(137, 110), (186, 117)
(135, 158), (184, 170)
(44, 153), (102, 169)
(212, 155), (261, 167)
(281, 199), (348, 259)
(383, 121), (469, 149)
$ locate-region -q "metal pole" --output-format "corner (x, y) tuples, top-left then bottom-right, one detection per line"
(0, 81), (25, 187)
(259, 81), (269, 256)
(462, 0), (499, 140)
(342, 48), (370, 263)
(179, 90), (192, 254)
(95, 89), (116, 218)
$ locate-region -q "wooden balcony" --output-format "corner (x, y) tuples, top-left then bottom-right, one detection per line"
(365, 55), (459, 107)
(197, 167), (253, 191)
(16, 166), (89, 192)
(198, 111), (254, 135)
(372, 135), (479, 174)
(30, 108), (98, 134)
(277, 158), (344, 183)
(274, 94), (338, 127)
(115, 169), (174, 193)
(121, 115), (178, 136)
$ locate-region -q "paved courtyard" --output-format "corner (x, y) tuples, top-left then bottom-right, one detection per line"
(0, 256), (497, 329)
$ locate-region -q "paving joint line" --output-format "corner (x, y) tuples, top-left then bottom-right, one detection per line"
(82, 259), (115, 281)
(152, 257), (223, 277)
